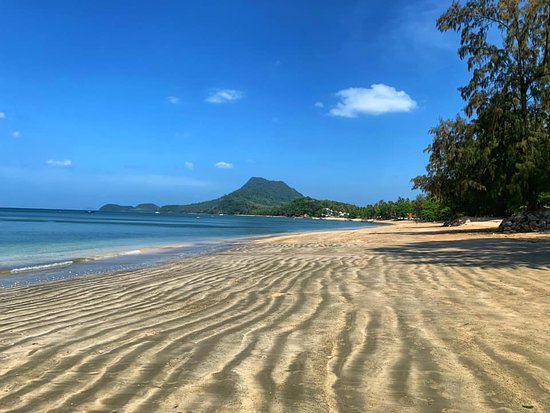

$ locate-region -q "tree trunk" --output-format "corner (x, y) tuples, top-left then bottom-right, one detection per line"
(526, 178), (539, 211)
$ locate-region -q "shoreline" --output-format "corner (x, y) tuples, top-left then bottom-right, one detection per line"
(0, 240), (238, 289)
(0, 221), (548, 412)
(0, 213), (377, 288)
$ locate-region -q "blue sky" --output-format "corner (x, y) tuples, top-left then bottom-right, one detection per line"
(0, 0), (468, 209)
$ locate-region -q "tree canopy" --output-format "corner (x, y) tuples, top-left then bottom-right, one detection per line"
(413, 0), (550, 215)
(268, 196), (450, 221)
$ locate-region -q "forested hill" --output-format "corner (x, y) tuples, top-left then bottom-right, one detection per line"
(99, 177), (297, 215)
(160, 177), (303, 214)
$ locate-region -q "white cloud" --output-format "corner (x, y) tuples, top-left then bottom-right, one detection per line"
(12, 131), (21, 138)
(205, 89), (243, 104)
(329, 84), (417, 117)
(184, 161), (194, 170)
(215, 161), (233, 169)
(0, 112), (5, 119)
(46, 159), (72, 167)
(314, 101), (324, 108)
(167, 96), (181, 104)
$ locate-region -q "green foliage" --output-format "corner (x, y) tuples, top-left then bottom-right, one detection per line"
(270, 196), (450, 221)
(356, 196), (450, 221)
(414, 0), (550, 215)
(413, 196), (452, 221)
(269, 197), (359, 218)
(228, 177), (303, 206)
(539, 192), (550, 207)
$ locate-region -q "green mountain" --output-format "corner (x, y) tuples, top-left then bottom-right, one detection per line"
(100, 177), (304, 215)
(160, 177), (303, 214)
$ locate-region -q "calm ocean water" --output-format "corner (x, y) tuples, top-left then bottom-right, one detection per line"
(0, 208), (375, 287)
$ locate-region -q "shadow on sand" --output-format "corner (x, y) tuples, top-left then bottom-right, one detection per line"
(373, 237), (550, 269)
(374, 226), (498, 237)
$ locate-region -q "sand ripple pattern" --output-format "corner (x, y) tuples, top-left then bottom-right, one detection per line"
(0, 226), (549, 412)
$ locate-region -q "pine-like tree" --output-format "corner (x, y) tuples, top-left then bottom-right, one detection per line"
(414, 0), (550, 214)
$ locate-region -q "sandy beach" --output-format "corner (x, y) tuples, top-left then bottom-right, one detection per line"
(0, 221), (549, 412)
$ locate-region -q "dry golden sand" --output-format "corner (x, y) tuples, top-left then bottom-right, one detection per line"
(0, 221), (549, 412)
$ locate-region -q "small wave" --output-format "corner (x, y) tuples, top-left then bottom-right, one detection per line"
(89, 249), (143, 261)
(120, 249), (142, 256)
(10, 261), (74, 274)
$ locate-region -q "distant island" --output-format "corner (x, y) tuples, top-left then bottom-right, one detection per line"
(100, 177), (304, 215)
(100, 177), (367, 218)
(100, 176), (451, 220)
(99, 203), (161, 213)
(160, 177), (303, 215)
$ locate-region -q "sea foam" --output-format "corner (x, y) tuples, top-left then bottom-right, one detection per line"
(10, 261), (74, 274)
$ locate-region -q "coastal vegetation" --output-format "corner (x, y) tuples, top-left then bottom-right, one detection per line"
(101, 178), (451, 221)
(268, 197), (358, 218)
(269, 196), (451, 221)
(413, 0), (549, 217)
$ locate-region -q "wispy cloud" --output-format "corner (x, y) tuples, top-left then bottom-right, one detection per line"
(12, 131), (21, 138)
(175, 132), (191, 139)
(99, 173), (208, 188)
(0, 112), (5, 119)
(46, 159), (72, 167)
(329, 84), (417, 117)
(167, 96), (181, 104)
(205, 89), (243, 104)
(0, 167), (211, 200)
(388, 1), (456, 53)
(184, 161), (194, 170)
(314, 101), (324, 108)
(215, 161), (233, 169)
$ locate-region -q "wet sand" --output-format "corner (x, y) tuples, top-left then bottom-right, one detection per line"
(0, 221), (549, 412)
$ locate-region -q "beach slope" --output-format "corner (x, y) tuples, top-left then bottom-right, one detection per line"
(0, 221), (549, 412)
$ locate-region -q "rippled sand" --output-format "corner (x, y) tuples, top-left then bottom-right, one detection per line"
(0, 221), (549, 412)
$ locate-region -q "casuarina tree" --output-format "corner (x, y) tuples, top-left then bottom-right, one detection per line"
(413, 0), (550, 215)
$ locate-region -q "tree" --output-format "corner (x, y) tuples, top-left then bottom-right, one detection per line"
(414, 0), (550, 214)
(394, 197), (414, 218)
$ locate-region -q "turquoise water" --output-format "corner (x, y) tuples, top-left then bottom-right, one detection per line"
(0, 208), (375, 286)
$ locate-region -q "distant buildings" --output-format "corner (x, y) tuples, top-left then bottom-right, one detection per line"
(321, 207), (349, 218)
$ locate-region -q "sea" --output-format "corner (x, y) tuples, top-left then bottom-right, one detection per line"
(0, 208), (376, 287)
